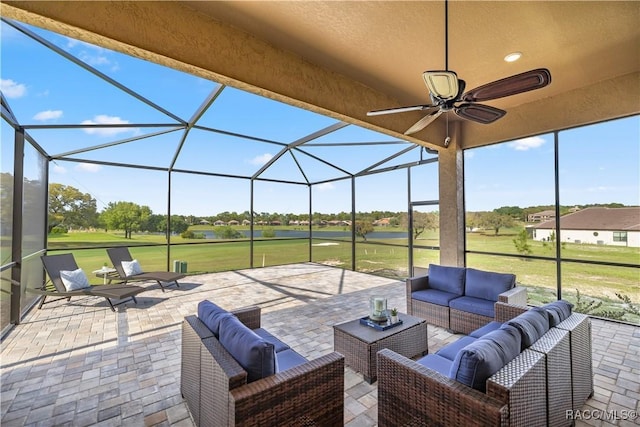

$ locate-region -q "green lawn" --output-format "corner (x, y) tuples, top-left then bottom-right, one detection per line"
(42, 227), (639, 323)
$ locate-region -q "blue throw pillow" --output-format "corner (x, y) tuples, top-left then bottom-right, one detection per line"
(449, 337), (508, 392)
(428, 264), (466, 295)
(488, 324), (522, 363)
(198, 300), (232, 337)
(541, 300), (573, 327)
(506, 307), (550, 350)
(218, 315), (276, 382)
(464, 268), (515, 301)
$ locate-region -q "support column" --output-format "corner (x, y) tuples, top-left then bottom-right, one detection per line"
(438, 122), (465, 267)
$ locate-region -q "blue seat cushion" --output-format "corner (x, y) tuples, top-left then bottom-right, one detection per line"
(197, 300), (232, 337)
(254, 328), (290, 353)
(541, 300), (573, 327)
(417, 354), (453, 377)
(218, 315), (276, 382)
(464, 268), (515, 302)
(435, 336), (478, 361)
(469, 321), (503, 338)
(412, 289), (460, 307)
(276, 348), (308, 372)
(427, 264), (466, 295)
(449, 296), (495, 318)
(449, 325), (521, 392)
(505, 307), (550, 350)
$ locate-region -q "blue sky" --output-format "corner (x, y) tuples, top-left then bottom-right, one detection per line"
(2, 19), (638, 216)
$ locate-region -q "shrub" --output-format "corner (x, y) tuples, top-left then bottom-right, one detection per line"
(261, 227), (276, 238)
(181, 230), (204, 239)
(50, 225), (68, 234)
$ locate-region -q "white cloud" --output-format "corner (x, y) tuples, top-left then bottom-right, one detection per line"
(587, 186), (613, 193)
(33, 110), (63, 121)
(249, 153), (274, 166)
(64, 37), (120, 71)
(508, 136), (546, 151)
(52, 164), (67, 174)
(1, 79), (27, 98)
(315, 182), (335, 191)
(75, 163), (102, 173)
(81, 115), (133, 136)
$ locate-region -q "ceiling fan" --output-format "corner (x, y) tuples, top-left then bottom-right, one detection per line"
(367, 0), (551, 136)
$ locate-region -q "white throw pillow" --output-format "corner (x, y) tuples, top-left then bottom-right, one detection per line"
(121, 259), (143, 276)
(59, 268), (91, 291)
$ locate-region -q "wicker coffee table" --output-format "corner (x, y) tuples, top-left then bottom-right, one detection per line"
(333, 313), (428, 383)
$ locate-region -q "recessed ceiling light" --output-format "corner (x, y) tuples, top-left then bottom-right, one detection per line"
(504, 52), (522, 63)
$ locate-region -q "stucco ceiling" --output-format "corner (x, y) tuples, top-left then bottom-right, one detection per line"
(3, 1), (639, 150)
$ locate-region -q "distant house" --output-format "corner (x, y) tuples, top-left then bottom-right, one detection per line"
(532, 207), (640, 247)
(242, 219), (251, 226)
(527, 210), (556, 222)
(198, 219), (210, 225)
(213, 220), (226, 226)
(373, 218), (392, 226)
(228, 220), (239, 226)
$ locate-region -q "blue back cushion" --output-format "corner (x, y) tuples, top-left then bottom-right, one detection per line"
(464, 268), (515, 301)
(506, 307), (550, 350)
(541, 300), (573, 327)
(449, 324), (521, 392)
(218, 315), (276, 382)
(428, 264), (466, 295)
(198, 300), (232, 337)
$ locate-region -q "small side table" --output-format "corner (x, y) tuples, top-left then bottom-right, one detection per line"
(93, 267), (118, 285)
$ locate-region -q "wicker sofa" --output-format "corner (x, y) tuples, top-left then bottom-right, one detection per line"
(406, 264), (528, 334)
(181, 301), (345, 426)
(378, 300), (593, 427)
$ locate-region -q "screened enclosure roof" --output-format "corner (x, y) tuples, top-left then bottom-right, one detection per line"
(1, 19), (437, 186)
(2, 1), (639, 152)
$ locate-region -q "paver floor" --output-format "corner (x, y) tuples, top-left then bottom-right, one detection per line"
(1, 263), (638, 426)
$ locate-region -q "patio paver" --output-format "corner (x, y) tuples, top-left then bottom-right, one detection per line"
(1, 263), (638, 426)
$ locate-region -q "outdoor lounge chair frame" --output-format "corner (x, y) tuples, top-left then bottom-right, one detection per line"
(106, 246), (185, 292)
(36, 253), (144, 312)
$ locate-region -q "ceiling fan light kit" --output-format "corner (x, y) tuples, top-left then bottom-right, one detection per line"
(423, 71), (459, 100)
(367, 0), (552, 138)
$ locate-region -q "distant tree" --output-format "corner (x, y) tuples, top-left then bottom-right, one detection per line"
(355, 220), (373, 241)
(494, 206), (525, 220)
(144, 214), (164, 232)
(101, 201), (151, 239)
(157, 215), (189, 234)
(465, 211), (483, 231)
(0, 172), (14, 235)
(478, 212), (515, 235)
(401, 211), (438, 240)
(48, 183), (98, 232)
(512, 229), (532, 256)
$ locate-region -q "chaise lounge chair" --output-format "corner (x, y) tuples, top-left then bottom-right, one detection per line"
(106, 247), (185, 292)
(36, 253), (145, 312)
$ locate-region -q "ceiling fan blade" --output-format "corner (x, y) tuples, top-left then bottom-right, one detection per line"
(367, 104), (434, 116)
(404, 109), (443, 135)
(455, 103), (506, 124)
(462, 68), (551, 103)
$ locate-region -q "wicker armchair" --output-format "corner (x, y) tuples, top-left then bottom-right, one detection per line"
(181, 306), (345, 426)
(377, 347), (547, 427)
